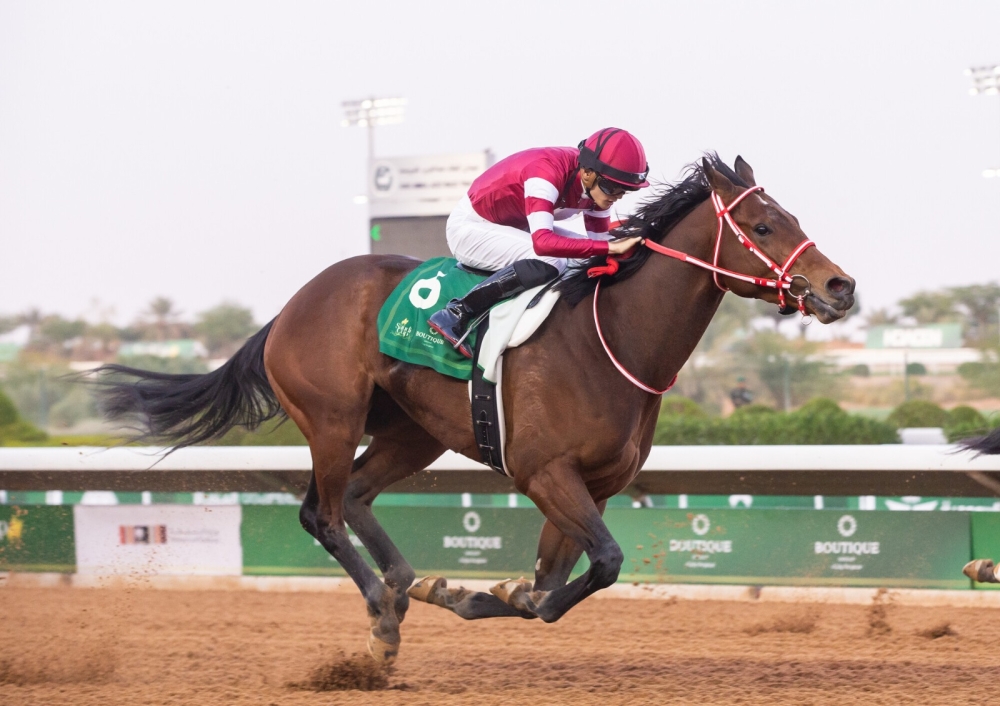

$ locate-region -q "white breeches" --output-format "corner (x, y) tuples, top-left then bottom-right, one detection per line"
(446, 195), (587, 274)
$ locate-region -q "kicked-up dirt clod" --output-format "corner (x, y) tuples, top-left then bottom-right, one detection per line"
(287, 654), (397, 692)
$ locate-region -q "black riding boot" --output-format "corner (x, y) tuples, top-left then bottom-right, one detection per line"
(428, 259), (558, 359)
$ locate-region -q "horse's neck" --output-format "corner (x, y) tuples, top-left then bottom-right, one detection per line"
(599, 200), (725, 391)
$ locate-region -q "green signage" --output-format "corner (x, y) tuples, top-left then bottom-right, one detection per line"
(242, 506), (971, 589)
(605, 508), (971, 589)
(970, 514), (1000, 591)
(865, 323), (963, 349)
(241, 506), (544, 579)
(0, 505), (75, 572)
(242, 506), (366, 576)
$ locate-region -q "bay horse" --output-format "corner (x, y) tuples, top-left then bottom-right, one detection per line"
(94, 155), (855, 663)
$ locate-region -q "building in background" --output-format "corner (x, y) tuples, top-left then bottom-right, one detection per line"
(368, 151), (493, 260)
(824, 323), (979, 374)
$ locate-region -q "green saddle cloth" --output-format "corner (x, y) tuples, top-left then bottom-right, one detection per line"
(377, 257), (488, 380)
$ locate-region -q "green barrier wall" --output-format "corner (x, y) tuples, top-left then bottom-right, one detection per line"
(606, 509), (971, 589)
(970, 514), (1000, 590)
(242, 506), (543, 579)
(0, 503), (975, 589)
(242, 506), (971, 589)
(0, 505), (75, 572)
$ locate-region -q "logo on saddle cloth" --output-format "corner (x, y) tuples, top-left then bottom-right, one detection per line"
(391, 318), (412, 339)
(408, 271), (446, 310)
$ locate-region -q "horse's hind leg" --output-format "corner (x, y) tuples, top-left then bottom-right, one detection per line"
(408, 575), (532, 620)
(343, 416), (446, 624)
(300, 423), (405, 663)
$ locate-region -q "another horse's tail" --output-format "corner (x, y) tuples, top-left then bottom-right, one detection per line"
(92, 319), (281, 449)
(961, 427), (1000, 455)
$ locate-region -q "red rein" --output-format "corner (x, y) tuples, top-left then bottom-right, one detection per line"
(588, 185), (815, 394)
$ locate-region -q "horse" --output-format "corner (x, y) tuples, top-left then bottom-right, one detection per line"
(93, 155), (855, 663)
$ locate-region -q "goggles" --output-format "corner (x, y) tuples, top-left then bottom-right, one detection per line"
(596, 175), (638, 197)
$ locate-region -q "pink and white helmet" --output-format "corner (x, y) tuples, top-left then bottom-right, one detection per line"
(578, 128), (650, 189)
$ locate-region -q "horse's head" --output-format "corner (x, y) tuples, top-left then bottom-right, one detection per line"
(703, 156), (855, 324)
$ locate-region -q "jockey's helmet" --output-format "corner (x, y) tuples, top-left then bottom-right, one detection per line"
(578, 128), (650, 189)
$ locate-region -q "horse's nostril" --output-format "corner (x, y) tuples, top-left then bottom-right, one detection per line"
(825, 276), (855, 298)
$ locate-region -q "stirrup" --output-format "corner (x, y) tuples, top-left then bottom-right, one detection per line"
(451, 310), (490, 352)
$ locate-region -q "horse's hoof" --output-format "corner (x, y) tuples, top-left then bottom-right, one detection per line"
(490, 577), (532, 603)
(963, 558), (999, 583)
(367, 632), (399, 665)
(407, 575), (446, 602)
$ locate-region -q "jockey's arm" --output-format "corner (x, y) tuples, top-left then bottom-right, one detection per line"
(523, 175), (611, 259)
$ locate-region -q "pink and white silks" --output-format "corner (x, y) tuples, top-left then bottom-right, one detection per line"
(447, 147), (613, 273)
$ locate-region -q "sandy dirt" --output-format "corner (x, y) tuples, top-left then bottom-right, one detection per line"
(2, 583), (999, 705)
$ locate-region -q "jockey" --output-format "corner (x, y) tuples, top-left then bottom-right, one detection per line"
(429, 127), (651, 358)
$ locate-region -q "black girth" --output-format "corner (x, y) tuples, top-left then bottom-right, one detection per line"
(470, 316), (506, 475)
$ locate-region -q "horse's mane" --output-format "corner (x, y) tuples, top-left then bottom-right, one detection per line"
(555, 152), (749, 306)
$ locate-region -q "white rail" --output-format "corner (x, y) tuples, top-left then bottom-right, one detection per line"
(0, 444), (998, 472)
(1, 445), (998, 496)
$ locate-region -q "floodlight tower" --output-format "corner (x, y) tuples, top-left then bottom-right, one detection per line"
(340, 96), (406, 171)
(966, 65), (1000, 177)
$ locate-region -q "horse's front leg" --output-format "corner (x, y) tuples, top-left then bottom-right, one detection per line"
(533, 500), (606, 591)
(406, 501), (606, 620)
(491, 466), (623, 622)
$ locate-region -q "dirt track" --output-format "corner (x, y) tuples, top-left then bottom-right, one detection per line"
(2, 583), (999, 705)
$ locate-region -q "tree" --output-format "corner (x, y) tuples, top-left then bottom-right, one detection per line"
(672, 295), (759, 412)
(38, 316), (86, 345)
(26, 315), (87, 356)
(141, 297), (184, 341)
(865, 307), (899, 326)
(698, 296), (758, 352)
(734, 331), (834, 410)
(898, 290), (958, 324)
(949, 283), (1000, 345)
(85, 321), (121, 355)
(194, 302), (257, 356)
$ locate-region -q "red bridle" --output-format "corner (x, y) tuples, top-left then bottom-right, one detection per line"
(590, 185), (816, 395)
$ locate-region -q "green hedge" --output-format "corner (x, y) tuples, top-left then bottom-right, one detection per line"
(887, 400), (950, 428)
(884, 400), (998, 443)
(0, 388), (47, 444)
(654, 397), (899, 445)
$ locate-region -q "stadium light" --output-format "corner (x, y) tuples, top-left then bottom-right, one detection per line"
(341, 96), (406, 166)
(966, 65), (1000, 176)
(966, 65), (1000, 96)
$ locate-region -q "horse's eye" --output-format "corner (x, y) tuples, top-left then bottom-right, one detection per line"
(754, 224), (771, 236)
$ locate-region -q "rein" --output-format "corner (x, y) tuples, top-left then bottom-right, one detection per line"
(589, 185), (815, 395)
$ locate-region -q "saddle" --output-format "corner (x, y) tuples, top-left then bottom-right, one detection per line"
(376, 257), (562, 476)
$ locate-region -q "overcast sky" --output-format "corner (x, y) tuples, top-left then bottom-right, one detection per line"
(2, 1), (1000, 327)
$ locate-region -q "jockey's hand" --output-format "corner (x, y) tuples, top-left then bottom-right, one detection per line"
(607, 236), (644, 255)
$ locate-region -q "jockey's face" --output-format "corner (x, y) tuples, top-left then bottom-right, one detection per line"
(581, 168), (622, 211)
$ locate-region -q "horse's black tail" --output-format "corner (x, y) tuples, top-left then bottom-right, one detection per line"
(92, 319), (282, 449)
(961, 427), (1000, 455)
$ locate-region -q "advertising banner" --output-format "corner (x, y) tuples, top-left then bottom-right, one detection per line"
(970, 514), (1000, 590)
(0, 505), (75, 572)
(605, 508), (970, 589)
(74, 505), (242, 576)
(242, 506), (365, 576)
(242, 506), (543, 579)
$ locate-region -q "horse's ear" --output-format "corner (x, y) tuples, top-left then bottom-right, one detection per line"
(734, 155), (756, 186)
(702, 157), (735, 195)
